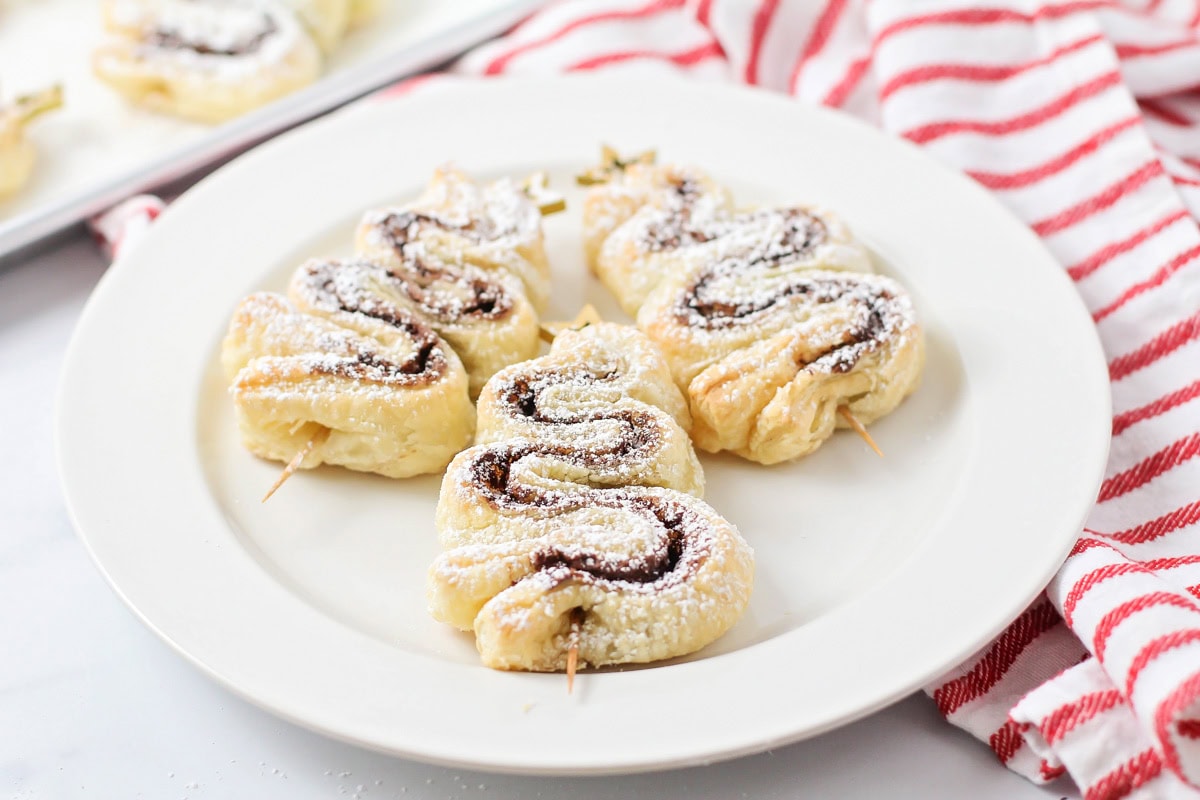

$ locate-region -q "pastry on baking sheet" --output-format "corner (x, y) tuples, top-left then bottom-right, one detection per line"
(285, 0), (378, 47)
(429, 323), (754, 672)
(282, 0), (350, 52)
(221, 291), (475, 479)
(581, 150), (922, 464)
(357, 167), (553, 313)
(0, 85), (62, 201)
(347, 0), (382, 27)
(93, 0), (323, 123)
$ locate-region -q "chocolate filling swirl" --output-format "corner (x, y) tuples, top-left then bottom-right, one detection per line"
(460, 365), (711, 591)
(679, 272), (899, 374)
(375, 210), (505, 252)
(362, 212), (520, 323)
(149, 15), (278, 57)
(304, 340), (445, 385)
(641, 174), (829, 262)
(298, 258), (512, 325)
(291, 261), (449, 385)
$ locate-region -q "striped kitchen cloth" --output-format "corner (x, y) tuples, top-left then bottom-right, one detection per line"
(452, 2), (1200, 798)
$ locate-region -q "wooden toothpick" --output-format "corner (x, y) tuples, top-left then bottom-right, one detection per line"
(522, 171), (566, 216)
(538, 304), (602, 344)
(575, 146), (656, 185)
(838, 407), (883, 458)
(566, 608), (584, 694)
(262, 425), (331, 502)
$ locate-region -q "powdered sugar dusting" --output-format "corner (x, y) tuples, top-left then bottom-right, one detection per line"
(226, 292), (448, 397)
(222, 291), (475, 479)
(357, 168), (550, 310)
(678, 270), (916, 373)
(360, 172), (539, 262)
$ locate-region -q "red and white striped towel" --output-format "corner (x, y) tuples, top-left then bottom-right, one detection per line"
(453, 2), (1200, 797)
(91, 1), (1200, 796)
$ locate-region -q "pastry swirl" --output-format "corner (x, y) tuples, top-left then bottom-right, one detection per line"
(429, 323), (753, 672)
(221, 169), (549, 480)
(643, 265), (923, 463)
(583, 154), (923, 464)
(221, 292), (474, 479)
(585, 160), (873, 316)
(294, 252), (538, 398)
(93, 0), (323, 123)
(280, 0), (378, 52)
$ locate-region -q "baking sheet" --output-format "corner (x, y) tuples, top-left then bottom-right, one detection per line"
(0, 0), (539, 256)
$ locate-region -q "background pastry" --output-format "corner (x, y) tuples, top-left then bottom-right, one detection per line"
(280, 0), (381, 52)
(345, 0), (382, 28)
(93, 0), (323, 123)
(0, 84), (62, 201)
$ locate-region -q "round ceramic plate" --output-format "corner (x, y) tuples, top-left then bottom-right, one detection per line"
(57, 75), (1110, 775)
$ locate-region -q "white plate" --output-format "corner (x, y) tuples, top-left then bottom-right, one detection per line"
(57, 75), (1111, 775)
(0, 0), (539, 255)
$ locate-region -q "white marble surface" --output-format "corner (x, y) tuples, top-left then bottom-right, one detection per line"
(0, 235), (1079, 799)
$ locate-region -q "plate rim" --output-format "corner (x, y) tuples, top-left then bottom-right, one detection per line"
(56, 73), (1112, 775)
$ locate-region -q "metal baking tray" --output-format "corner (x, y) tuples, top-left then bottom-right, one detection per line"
(0, 0), (540, 257)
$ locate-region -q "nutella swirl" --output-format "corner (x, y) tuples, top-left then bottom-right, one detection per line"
(585, 160), (871, 318)
(289, 255), (535, 397)
(678, 271), (903, 375)
(297, 257), (513, 325)
(373, 210), (505, 250)
(359, 212), (522, 322)
(149, 14), (277, 56)
(639, 265), (922, 464)
(463, 364), (701, 590)
(462, 438), (705, 592)
(350, 173), (547, 394)
(305, 332), (446, 386)
(528, 497), (700, 592)
(280, 260), (451, 386)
